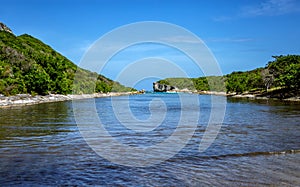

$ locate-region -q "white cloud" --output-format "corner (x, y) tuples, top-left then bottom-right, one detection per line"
(213, 0), (300, 22)
(240, 0), (300, 17)
(162, 36), (203, 44)
(212, 16), (233, 22)
(209, 37), (254, 43)
(79, 40), (94, 53)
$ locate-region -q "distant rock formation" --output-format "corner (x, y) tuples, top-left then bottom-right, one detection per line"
(153, 82), (177, 92)
(0, 22), (13, 34)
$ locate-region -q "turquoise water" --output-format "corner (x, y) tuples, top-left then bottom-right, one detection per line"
(0, 94), (299, 186)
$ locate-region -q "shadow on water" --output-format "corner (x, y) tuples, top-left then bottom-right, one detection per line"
(0, 101), (74, 140)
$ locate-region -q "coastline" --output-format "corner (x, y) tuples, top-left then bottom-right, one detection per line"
(199, 91), (300, 102)
(1, 90), (299, 108)
(228, 94), (300, 102)
(0, 92), (141, 108)
(195, 90), (300, 102)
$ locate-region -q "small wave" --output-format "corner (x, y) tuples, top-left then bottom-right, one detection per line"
(169, 149), (300, 164)
(207, 149), (300, 159)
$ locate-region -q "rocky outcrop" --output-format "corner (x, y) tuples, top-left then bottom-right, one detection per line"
(0, 22), (13, 34)
(153, 82), (177, 92)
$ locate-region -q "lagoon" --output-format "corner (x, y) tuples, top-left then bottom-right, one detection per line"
(0, 94), (299, 186)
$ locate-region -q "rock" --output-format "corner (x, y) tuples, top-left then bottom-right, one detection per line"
(0, 22), (13, 34)
(16, 94), (32, 99)
(153, 82), (177, 92)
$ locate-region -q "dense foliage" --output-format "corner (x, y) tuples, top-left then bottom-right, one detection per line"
(267, 55), (300, 90)
(193, 76), (225, 92)
(158, 55), (300, 94)
(158, 76), (225, 92)
(225, 68), (264, 93)
(158, 78), (194, 90)
(0, 31), (133, 95)
(226, 55), (300, 93)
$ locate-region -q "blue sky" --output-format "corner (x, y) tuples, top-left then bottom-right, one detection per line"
(1, 0), (300, 90)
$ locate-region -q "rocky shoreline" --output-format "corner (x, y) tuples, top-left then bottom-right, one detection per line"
(188, 90), (300, 102)
(1, 90), (299, 108)
(0, 92), (141, 108)
(228, 93), (300, 102)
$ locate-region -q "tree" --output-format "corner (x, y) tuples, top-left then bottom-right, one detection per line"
(261, 69), (274, 91)
(267, 55), (300, 90)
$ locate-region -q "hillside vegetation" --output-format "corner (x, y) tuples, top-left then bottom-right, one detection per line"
(158, 55), (300, 96)
(0, 30), (133, 96)
(158, 76), (225, 92)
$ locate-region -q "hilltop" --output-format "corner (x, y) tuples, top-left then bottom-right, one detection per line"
(157, 55), (300, 100)
(0, 22), (134, 96)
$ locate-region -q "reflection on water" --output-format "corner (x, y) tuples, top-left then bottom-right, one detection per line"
(0, 94), (299, 186)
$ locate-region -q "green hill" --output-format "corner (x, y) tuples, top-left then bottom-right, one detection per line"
(158, 55), (300, 96)
(0, 25), (133, 96)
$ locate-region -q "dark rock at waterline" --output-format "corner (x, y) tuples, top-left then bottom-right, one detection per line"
(153, 82), (177, 92)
